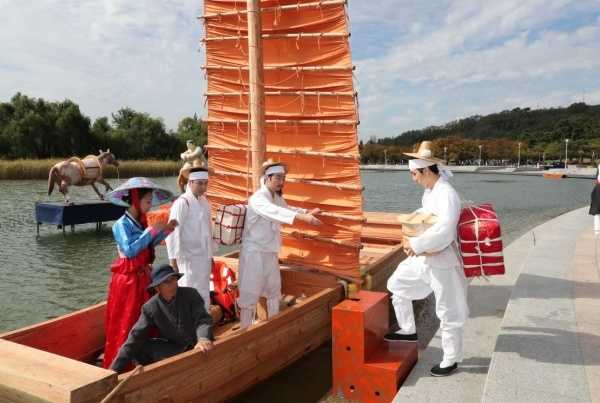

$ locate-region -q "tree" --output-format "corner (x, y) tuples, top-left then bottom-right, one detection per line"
(176, 114), (207, 148)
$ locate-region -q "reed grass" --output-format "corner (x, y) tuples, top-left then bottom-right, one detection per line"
(0, 159), (181, 180)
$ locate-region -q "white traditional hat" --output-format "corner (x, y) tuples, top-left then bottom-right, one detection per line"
(403, 141), (445, 164)
(261, 159), (287, 176)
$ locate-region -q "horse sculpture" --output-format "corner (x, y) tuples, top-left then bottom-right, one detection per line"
(47, 150), (119, 203)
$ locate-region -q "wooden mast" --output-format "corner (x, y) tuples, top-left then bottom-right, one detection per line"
(247, 0), (266, 191)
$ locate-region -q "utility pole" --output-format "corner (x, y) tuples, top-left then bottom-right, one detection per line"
(478, 145), (482, 166)
(384, 149), (388, 166)
(444, 146), (447, 164)
(565, 138), (569, 170)
(517, 142), (521, 168)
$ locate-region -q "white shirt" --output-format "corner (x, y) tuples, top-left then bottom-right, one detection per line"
(166, 189), (215, 260)
(409, 177), (462, 268)
(241, 185), (305, 253)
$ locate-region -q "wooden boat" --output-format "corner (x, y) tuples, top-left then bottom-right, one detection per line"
(0, 242), (404, 403)
(0, 1), (411, 402)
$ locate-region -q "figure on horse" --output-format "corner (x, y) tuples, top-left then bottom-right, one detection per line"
(47, 149), (119, 203)
(177, 139), (207, 192)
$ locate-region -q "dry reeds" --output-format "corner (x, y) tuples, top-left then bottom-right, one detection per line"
(0, 159), (181, 180)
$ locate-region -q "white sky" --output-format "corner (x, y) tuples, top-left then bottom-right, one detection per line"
(1, 0), (599, 140)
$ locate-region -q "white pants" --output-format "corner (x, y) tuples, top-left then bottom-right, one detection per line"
(177, 255), (212, 308)
(387, 257), (469, 367)
(594, 215), (600, 234)
(238, 248), (281, 328)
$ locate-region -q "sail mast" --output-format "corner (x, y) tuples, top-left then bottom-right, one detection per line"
(246, 0), (266, 191)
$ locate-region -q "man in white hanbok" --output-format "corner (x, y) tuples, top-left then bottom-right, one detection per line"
(238, 161), (322, 329)
(386, 142), (469, 377)
(166, 167), (216, 306)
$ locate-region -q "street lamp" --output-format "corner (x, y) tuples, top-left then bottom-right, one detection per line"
(478, 145), (482, 166)
(444, 146), (447, 164)
(565, 139), (569, 169)
(517, 142), (521, 168)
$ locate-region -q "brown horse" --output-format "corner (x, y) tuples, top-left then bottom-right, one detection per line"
(47, 150), (119, 203)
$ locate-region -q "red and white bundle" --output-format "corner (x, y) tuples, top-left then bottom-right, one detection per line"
(458, 203), (505, 278)
(213, 204), (246, 245)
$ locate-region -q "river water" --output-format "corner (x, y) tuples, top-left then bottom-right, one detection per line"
(0, 172), (593, 400)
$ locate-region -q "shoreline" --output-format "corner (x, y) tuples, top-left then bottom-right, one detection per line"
(361, 164), (596, 179)
(0, 159), (180, 180)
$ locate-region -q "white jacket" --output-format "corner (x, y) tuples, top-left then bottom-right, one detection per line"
(408, 177), (461, 268)
(166, 190), (215, 260)
(242, 185), (306, 253)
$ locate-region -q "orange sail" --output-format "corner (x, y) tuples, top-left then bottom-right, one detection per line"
(204, 0), (362, 281)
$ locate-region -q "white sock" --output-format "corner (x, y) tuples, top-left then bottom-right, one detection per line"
(240, 307), (256, 329)
(267, 298), (280, 318)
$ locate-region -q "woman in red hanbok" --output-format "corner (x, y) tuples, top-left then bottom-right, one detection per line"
(102, 177), (175, 369)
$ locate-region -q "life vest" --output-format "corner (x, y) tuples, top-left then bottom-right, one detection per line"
(210, 260), (239, 323)
(458, 203), (505, 278)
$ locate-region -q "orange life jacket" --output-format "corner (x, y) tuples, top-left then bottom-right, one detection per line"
(210, 260), (239, 323)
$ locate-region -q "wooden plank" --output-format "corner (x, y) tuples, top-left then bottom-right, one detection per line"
(122, 299), (333, 402)
(363, 245), (405, 291)
(110, 287), (342, 402)
(215, 256), (341, 297)
(184, 322), (332, 403)
(0, 303), (106, 362)
(0, 339), (116, 403)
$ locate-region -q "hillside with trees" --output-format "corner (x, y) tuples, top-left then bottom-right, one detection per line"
(0, 93), (207, 160)
(362, 103), (600, 165)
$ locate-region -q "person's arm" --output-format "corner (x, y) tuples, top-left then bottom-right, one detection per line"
(409, 190), (461, 255)
(112, 219), (155, 258)
(252, 194), (322, 226)
(110, 306), (154, 372)
(251, 193), (297, 225)
(190, 289), (214, 344)
(166, 199), (186, 262)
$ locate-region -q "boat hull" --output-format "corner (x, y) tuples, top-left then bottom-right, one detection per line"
(0, 239), (404, 403)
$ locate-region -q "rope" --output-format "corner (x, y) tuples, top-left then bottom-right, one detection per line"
(100, 365), (143, 403)
(67, 156), (86, 178)
(84, 154), (104, 178)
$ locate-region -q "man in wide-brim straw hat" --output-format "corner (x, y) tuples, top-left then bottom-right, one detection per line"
(237, 159), (322, 329)
(386, 141), (469, 377)
(109, 264), (213, 372)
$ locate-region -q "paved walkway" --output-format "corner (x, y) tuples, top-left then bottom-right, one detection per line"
(394, 206), (599, 403)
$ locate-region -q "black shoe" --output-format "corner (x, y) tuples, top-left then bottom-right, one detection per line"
(430, 362), (458, 377)
(384, 332), (418, 342)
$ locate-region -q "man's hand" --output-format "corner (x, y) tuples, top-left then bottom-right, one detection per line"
(194, 340), (213, 353)
(308, 208), (321, 216)
(165, 219), (178, 232)
(402, 236), (416, 257)
(298, 213), (323, 226)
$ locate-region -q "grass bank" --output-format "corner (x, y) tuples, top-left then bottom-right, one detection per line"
(0, 159), (181, 180)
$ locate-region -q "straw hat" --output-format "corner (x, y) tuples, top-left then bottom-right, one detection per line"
(261, 159), (287, 176)
(403, 141), (445, 164)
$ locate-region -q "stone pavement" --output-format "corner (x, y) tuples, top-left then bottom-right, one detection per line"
(393, 207), (599, 403)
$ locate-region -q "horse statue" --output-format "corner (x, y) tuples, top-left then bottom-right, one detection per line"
(177, 139), (207, 192)
(47, 149), (119, 203)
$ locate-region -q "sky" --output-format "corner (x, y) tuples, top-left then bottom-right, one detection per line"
(1, 0), (599, 140)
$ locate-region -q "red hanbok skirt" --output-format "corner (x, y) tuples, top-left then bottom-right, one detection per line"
(102, 247), (153, 369)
